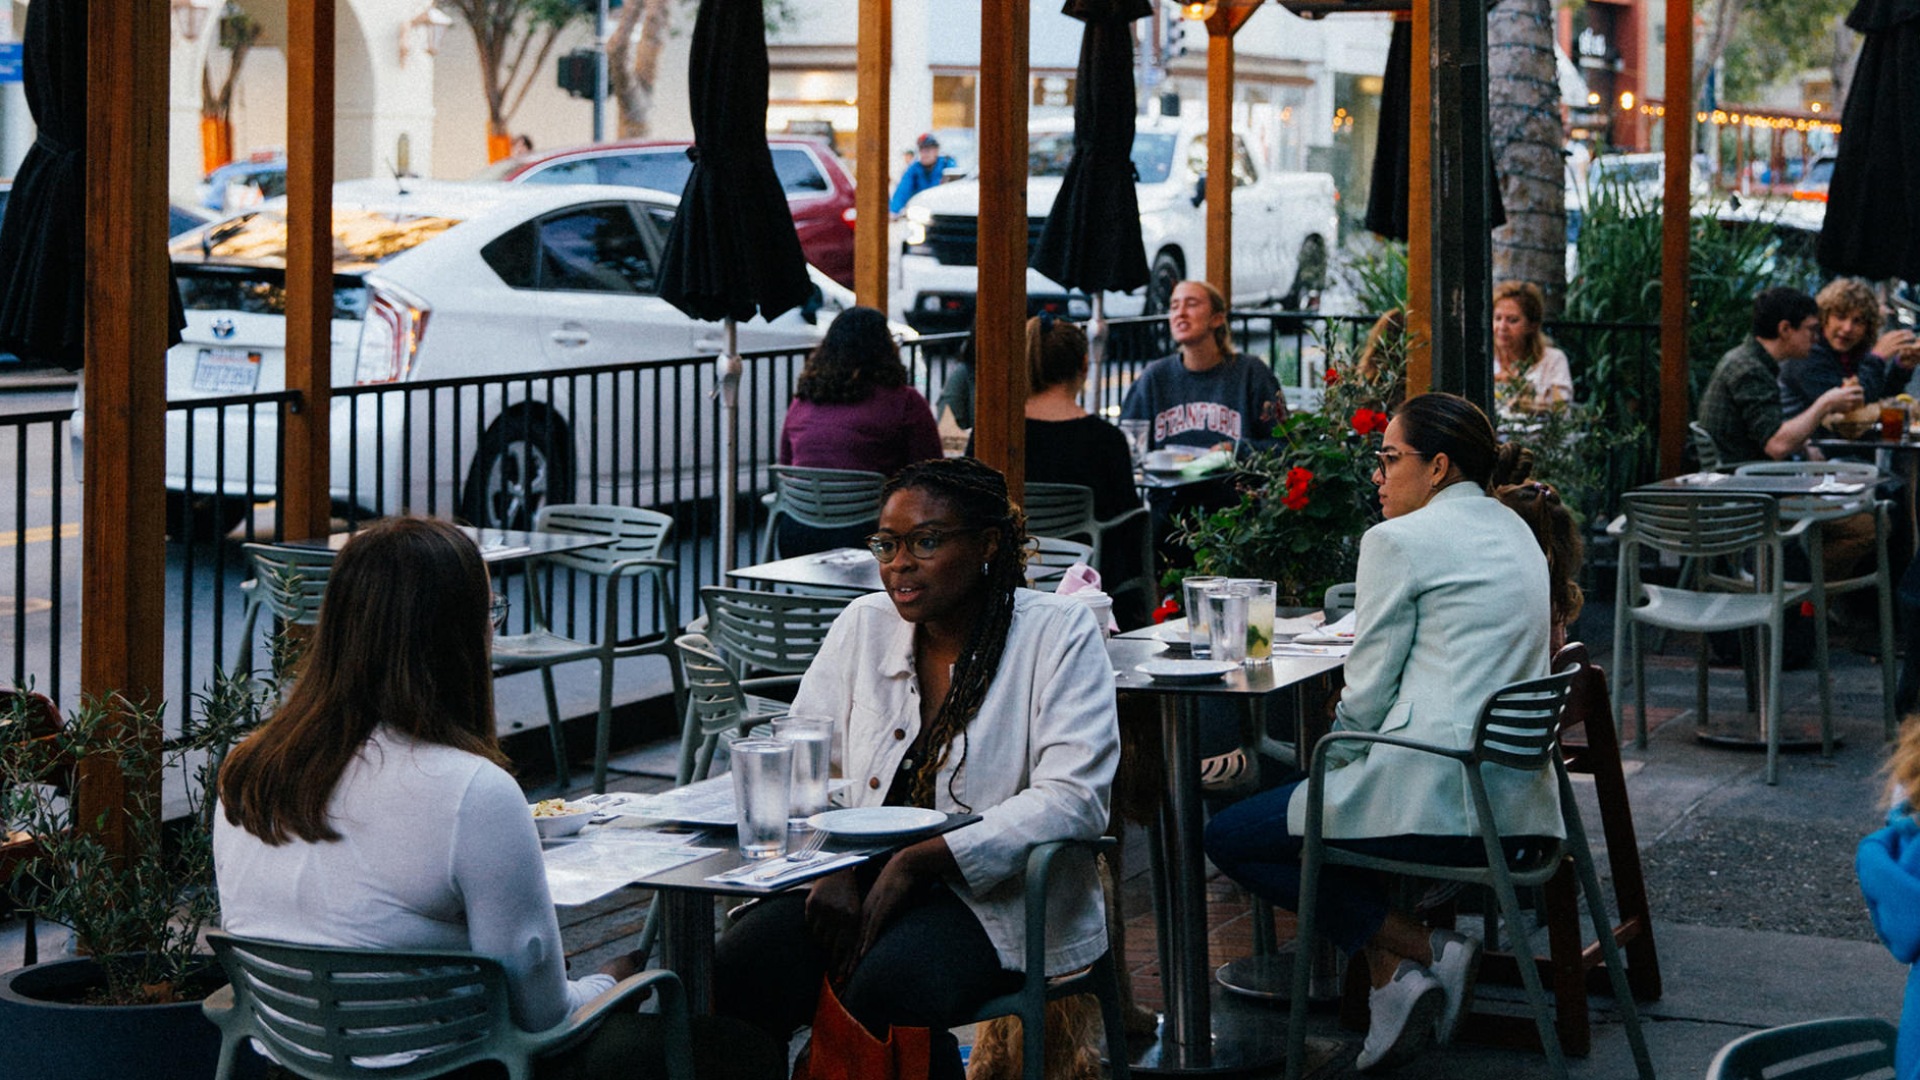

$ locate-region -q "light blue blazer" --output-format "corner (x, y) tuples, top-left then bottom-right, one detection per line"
(1286, 482), (1564, 841)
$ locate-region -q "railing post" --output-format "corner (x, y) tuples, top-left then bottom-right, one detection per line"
(717, 318), (742, 576)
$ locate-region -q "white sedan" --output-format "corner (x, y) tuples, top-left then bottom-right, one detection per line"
(136, 180), (855, 535)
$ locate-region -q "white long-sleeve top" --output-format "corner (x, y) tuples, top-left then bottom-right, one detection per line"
(213, 727), (612, 1033)
(792, 589), (1120, 975)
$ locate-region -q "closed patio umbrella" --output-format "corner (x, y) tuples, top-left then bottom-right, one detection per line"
(657, 0), (814, 576)
(1816, 0), (1920, 281)
(1363, 19), (1505, 244)
(0, 0), (182, 368)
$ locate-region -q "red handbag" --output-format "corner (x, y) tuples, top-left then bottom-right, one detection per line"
(791, 976), (932, 1080)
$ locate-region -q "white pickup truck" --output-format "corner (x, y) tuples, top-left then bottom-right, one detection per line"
(891, 114), (1338, 332)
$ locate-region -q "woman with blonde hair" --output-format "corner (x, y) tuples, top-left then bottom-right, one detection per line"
(1491, 281), (1573, 413)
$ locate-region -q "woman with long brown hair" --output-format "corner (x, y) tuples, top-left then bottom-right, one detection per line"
(214, 517), (780, 1079)
(713, 458), (1120, 1080)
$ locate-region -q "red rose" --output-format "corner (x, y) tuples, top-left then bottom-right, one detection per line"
(1281, 488), (1311, 511)
(1286, 466), (1314, 492)
(1351, 408), (1389, 436)
(1324, 367), (1341, 385)
(1153, 596), (1182, 624)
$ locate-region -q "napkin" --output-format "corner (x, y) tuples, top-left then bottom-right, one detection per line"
(1054, 563), (1119, 634)
(707, 851), (864, 890)
(1180, 449), (1234, 477)
(1294, 610), (1357, 645)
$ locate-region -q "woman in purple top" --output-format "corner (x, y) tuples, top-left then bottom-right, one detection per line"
(778, 306), (942, 554)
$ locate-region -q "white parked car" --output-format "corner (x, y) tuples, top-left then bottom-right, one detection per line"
(890, 114), (1339, 332)
(122, 180), (857, 535)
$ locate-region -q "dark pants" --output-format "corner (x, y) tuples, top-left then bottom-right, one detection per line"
(1205, 780), (1550, 955)
(714, 880), (1020, 1080)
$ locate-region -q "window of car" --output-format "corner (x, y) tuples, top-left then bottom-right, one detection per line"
(597, 150), (696, 195)
(533, 203), (656, 294)
(770, 147), (830, 195)
(171, 208), (463, 274)
(1130, 133), (1176, 184)
(519, 158), (602, 185)
(1184, 136), (1258, 188)
(480, 221), (539, 288)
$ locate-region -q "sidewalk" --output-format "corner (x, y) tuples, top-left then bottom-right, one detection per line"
(2, 614), (1906, 1078)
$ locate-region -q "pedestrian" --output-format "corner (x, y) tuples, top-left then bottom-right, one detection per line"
(510, 133), (534, 157)
(889, 133), (955, 216)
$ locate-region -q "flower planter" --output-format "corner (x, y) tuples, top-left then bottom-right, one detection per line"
(0, 954), (260, 1080)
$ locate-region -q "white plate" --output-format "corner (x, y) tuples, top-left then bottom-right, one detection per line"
(805, 807), (947, 839)
(1135, 659), (1239, 685)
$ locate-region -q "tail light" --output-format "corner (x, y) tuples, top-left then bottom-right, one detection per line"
(355, 280), (430, 385)
(841, 206), (857, 227)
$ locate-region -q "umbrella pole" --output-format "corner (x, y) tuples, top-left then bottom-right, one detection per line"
(1086, 292), (1107, 413)
(718, 316), (741, 577)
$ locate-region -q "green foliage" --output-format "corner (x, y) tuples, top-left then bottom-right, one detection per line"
(1718, 0), (1852, 101)
(1340, 237), (1410, 321)
(1496, 403), (1648, 528)
(1, 642), (294, 1004)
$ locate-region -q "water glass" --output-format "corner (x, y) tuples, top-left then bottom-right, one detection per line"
(1182, 576), (1226, 658)
(1118, 419), (1150, 465)
(772, 715), (833, 822)
(1205, 585), (1251, 664)
(728, 738), (792, 859)
(1230, 579), (1278, 662)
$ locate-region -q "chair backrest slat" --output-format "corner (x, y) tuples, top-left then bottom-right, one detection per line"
(1689, 421), (1726, 472)
(1471, 668), (1578, 772)
(1022, 483), (1098, 542)
(1620, 492), (1778, 560)
(769, 467), (886, 530)
(1028, 535), (1095, 575)
(532, 504), (674, 575)
(242, 544), (337, 625)
(700, 587), (851, 676)
(1705, 1016), (1897, 1080)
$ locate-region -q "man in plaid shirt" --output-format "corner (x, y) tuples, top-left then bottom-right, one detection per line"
(1698, 287), (1864, 463)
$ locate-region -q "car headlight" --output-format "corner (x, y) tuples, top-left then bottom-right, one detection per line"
(904, 206), (933, 253)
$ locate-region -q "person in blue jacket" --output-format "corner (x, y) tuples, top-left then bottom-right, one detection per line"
(889, 133), (955, 215)
(1858, 723), (1920, 1079)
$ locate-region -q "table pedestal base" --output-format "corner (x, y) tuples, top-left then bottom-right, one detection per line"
(1214, 945), (1344, 1004)
(1127, 985), (1291, 1076)
(1694, 713), (1833, 751)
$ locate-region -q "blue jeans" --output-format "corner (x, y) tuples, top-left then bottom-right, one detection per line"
(1204, 780), (1548, 955)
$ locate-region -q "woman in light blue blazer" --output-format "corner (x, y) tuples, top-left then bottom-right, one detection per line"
(1206, 393), (1561, 1072)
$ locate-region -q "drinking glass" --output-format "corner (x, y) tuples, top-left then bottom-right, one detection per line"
(772, 715), (833, 822)
(1205, 586), (1250, 664)
(728, 738), (792, 859)
(1230, 579), (1277, 662)
(1182, 575), (1226, 658)
(1882, 404), (1907, 442)
(1118, 419), (1150, 465)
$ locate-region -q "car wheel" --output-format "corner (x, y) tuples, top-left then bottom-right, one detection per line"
(1145, 250), (1185, 315)
(164, 491), (252, 543)
(1282, 235), (1328, 311)
(461, 412), (575, 532)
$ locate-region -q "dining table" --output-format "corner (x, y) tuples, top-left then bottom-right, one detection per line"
(727, 547), (1067, 593)
(1107, 629), (1347, 1075)
(283, 525), (613, 564)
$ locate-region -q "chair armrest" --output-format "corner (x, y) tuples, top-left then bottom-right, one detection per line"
(1606, 514), (1626, 537)
(1302, 731), (1472, 840)
(1018, 837), (1115, 981)
(1781, 517), (1814, 538)
(1091, 506), (1150, 533)
(200, 982), (238, 1031)
(536, 969), (691, 1080)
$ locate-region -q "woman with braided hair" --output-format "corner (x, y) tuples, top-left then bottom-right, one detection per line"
(713, 457), (1120, 1080)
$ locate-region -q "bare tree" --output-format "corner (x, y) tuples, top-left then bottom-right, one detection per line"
(608, 0), (677, 138)
(444, 0), (589, 149)
(1487, 0), (1567, 309)
(200, 12), (262, 171)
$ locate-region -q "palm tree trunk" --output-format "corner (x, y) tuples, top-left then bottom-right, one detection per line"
(1487, 0), (1568, 310)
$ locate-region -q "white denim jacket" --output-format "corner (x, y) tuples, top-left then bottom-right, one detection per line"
(791, 589), (1119, 975)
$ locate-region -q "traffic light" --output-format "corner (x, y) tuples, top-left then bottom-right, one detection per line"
(557, 49), (596, 99)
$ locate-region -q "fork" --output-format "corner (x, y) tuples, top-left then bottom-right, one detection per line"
(752, 830), (829, 881)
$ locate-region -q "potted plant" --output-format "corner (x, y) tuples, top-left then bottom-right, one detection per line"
(0, 647), (285, 1080)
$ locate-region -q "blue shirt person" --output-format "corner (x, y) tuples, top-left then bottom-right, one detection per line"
(889, 134), (955, 215)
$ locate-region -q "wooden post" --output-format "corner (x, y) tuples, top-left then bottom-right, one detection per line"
(1659, 0), (1692, 475)
(285, 2), (335, 542)
(82, 0), (171, 855)
(854, 0), (891, 310)
(1202, 3), (1263, 301)
(1429, 0), (1493, 410)
(1405, 5), (1433, 394)
(974, 0), (1029, 500)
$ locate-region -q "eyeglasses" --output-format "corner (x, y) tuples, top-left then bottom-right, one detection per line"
(866, 527), (981, 564)
(1374, 448), (1429, 470)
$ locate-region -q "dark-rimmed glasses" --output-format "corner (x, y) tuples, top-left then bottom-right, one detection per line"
(1374, 448), (1428, 470)
(866, 527), (982, 564)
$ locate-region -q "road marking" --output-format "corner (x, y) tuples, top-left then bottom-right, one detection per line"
(0, 523), (81, 548)
(0, 596), (52, 615)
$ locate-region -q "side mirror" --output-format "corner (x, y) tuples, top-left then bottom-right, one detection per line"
(1191, 174), (1206, 208)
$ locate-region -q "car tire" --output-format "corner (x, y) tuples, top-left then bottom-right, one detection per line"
(164, 491), (252, 543)
(1282, 235), (1328, 311)
(461, 412), (575, 532)
(1145, 250), (1185, 315)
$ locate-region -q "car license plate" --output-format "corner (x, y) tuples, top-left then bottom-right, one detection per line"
(191, 347), (263, 394)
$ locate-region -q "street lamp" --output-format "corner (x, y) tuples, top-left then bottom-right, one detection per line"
(170, 0), (217, 42)
(1178, 1), (1219, 19)
(398, 4), (453, 66)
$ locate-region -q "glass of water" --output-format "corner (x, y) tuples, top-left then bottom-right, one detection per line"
(773, 715), (834, 823)
(1118, 419), (1150, 466)
(1205, 585), (1251, 664)
(1230, 579), (1278, 663)
(1182, 576), (1226, 658)
(728, 738), (792, 859)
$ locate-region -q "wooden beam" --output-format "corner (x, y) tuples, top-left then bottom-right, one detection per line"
(1428, 0), (1493, 409)
(81, 0), (170, 855)
(285, 2), (335, 542)
(1659, 0), (1692, 476)
(854, 0), (891, 309)
(1204, 29), (1234, 298)
(974, 0), (1029, 500)
(1405, 7), (1432, 394)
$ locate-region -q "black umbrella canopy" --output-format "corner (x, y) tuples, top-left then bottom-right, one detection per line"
(658, 0), (814, 324)
(1363, 19), (1505, 243)
(1817, 0), (1920, 281)
(0, 0), (183, 369)
(1030, 0), (1153, 295)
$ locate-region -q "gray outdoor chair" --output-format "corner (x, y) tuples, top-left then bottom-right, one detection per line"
(491, 504), (682, 794)
(235, 543), (338, 677)
(203, 931), (690, 1080)
(1610, 491), (1809, 783)
(671, 631), (789, 789)
(758, 465), (886, 563)
(698, 586), (850, 695)
(1705, 1016), (1897, 1080)
(1284, 665), (1654, 1080)
(1022, 482), (1154, 613)
(1689, 420), (1727, 472)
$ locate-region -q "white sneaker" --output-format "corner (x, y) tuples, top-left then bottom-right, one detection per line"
(1355, 961), (1444, 1072)
(1427, 928), (1483, 1045)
